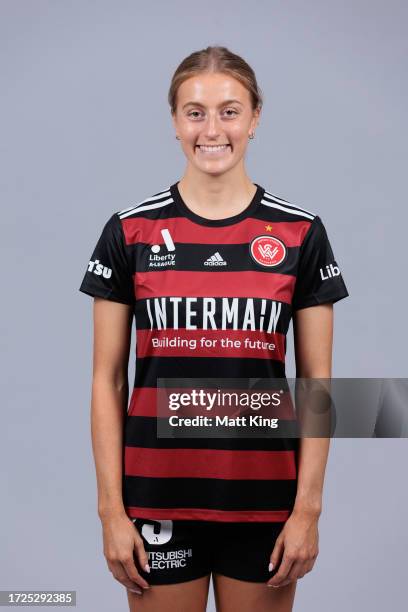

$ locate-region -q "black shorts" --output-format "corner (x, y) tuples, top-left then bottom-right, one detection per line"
(132, 517), (285, 584)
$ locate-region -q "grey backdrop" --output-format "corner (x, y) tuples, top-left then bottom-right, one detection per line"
(1, 1), (407, 610)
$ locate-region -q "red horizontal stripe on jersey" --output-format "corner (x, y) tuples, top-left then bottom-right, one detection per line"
(134, 270), (295, 302)
(122, 217), (311, 247)
(127, 387), (296, 418)
(136, 328), (285, 361)
(125, 505), (291, 522)
(128, 387), (157, 416)
(124, 447), (296, 480)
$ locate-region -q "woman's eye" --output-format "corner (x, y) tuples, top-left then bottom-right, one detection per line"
(187, 108), (238, 119)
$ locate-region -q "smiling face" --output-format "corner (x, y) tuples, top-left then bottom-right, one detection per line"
(172, 72), (260, 177)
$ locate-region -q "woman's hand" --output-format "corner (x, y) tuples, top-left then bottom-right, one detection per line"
(266, 509), (319, 587)
(100, 512), (151, 595)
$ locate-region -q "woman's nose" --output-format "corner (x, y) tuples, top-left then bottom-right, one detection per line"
(204, 113), (221, 137)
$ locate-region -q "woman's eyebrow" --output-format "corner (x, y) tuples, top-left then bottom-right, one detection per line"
(182, 99), (243, 109)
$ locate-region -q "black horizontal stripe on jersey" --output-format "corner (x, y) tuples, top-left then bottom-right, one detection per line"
(123, 476), (296, 511)
(125, 416), (300, 450)
(132, 357), (287, 388)
(126, 242), (300, 274)
(134, 297), (292, 334)
(123, 476), (297, 511)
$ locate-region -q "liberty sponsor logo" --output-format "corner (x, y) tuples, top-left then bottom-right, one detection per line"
(149, 253), (176, 267)
(249, 235), (287, 267)
(204, 252), (227, 266)
(320, 263), (341, 280)
(149, 228), (176, 268)
(87, 259), (112, 278)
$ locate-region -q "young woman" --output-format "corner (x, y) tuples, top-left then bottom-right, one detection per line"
(79, 46), (349, 612)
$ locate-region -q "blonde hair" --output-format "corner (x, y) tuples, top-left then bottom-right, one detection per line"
(168, 45), (263, 115)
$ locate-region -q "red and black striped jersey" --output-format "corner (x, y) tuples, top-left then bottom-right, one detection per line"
(79, 181), (349, 522)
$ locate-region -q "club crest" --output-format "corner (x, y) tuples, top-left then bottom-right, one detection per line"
(249, 235), (287, 267)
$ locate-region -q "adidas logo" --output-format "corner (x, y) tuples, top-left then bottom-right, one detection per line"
(204, 252), (227, 266)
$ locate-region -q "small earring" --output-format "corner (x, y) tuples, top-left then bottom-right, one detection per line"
(249, 132), (255, 139)
(176, 135), (180, 140)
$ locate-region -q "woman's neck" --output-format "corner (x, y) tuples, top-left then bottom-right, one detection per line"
(177, 170), (257, 219)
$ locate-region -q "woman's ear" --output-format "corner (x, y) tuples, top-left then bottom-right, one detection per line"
(252, 106), (261, 132)
(171, 108), (178, 132)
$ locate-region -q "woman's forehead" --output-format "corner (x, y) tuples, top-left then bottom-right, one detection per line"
(177, 73), (249, 103)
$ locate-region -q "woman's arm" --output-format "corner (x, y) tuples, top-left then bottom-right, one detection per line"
(91, 298), (150, 594)
(92, 297), (132, 519)
(292, 302), (333, 517)
(267, 303), (334, 587)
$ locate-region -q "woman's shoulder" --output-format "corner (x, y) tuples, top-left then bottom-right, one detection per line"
(260, 185), (318, 222)
(115, 185), (173, 220)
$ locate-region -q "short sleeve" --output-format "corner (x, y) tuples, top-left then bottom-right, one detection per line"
(292, 215), (349, 310)
(78, 213), (135, 305)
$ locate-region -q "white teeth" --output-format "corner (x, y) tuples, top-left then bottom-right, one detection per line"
(198, 145), (229, 152)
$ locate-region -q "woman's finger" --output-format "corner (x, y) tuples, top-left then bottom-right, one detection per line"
(120, 553), (150, 591)
(269, 534), (284, 572)
(270, 579), (294, 588)
(285, 559), (307, 582)
(107, 560), (144, 593)
(267, 551), (294, 587)
(133, 536), (151, 575)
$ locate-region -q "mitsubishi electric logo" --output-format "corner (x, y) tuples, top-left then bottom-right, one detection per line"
(149, 228), (176, 268)
(132, 519), (193, 570)
(139, 520), (173, 545)
(87, 259), (112, 278)
(204, 252), (227, 266)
